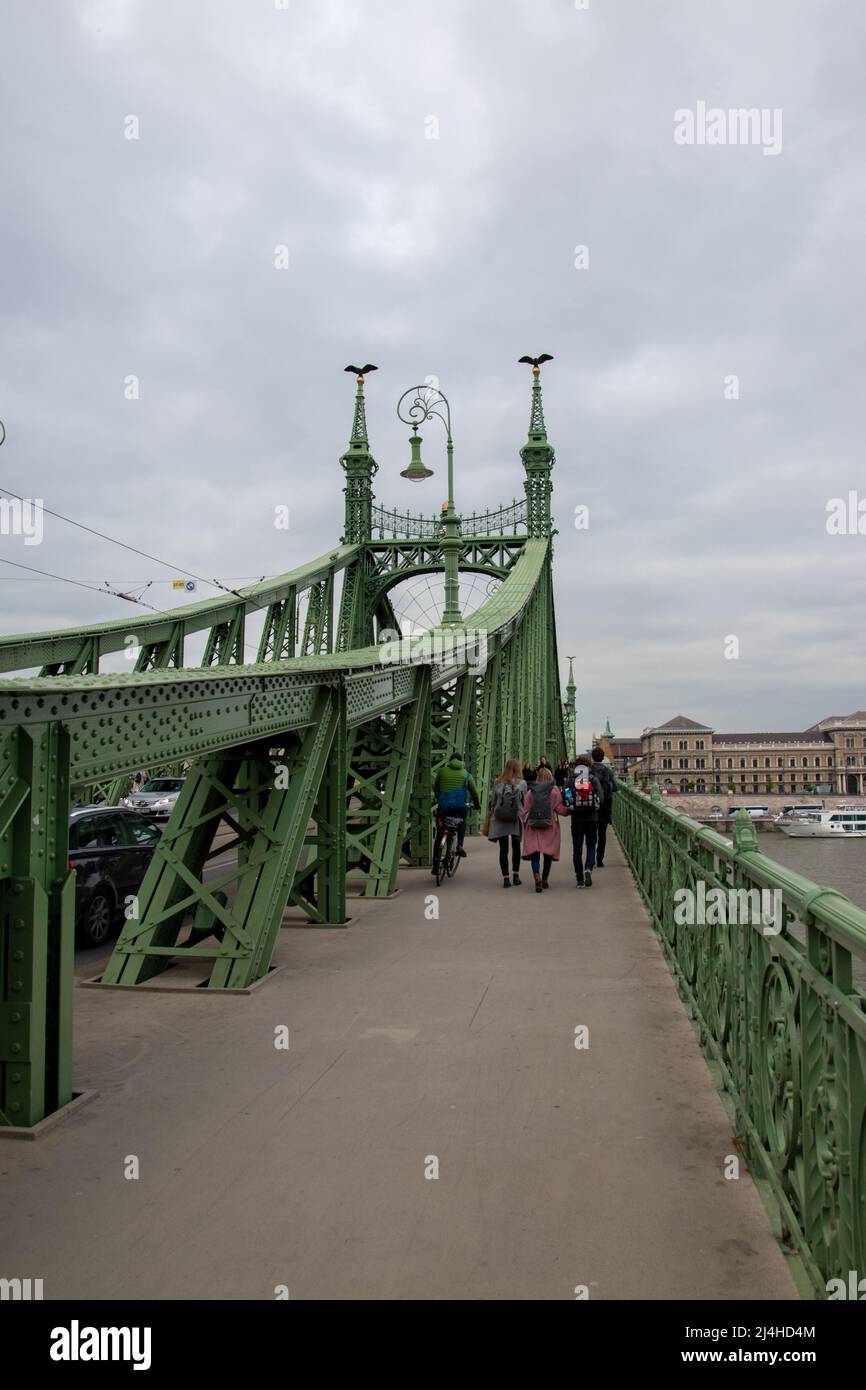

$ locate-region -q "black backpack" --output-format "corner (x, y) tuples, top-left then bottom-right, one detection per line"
(593, 763), (614, 809)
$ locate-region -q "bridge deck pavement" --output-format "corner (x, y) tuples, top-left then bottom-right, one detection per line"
(1, 831), (798, 1300)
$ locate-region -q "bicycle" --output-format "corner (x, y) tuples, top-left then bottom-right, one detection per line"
(434, 814), (464, 886)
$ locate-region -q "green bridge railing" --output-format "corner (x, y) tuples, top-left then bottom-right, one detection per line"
(613, 781), (866, 1299)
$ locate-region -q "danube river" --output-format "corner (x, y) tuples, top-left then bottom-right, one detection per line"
(757, 834), (866, 913)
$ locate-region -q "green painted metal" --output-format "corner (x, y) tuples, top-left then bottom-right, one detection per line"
(613, 780), (866, 1297)
(0, 360), (565, 1125)
(0, 724), (74, 1126)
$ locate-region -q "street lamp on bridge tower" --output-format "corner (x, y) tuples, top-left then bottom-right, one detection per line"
(397, 382), (462, 626)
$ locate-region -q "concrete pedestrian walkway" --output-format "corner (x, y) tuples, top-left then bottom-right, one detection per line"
(1, 830), (798, 1300)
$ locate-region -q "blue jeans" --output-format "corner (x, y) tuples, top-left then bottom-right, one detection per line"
(571, 823), (597, 881)
(530, 852), (554, 878)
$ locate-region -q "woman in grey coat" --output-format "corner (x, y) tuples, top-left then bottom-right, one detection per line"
(487, 758), (528, 887)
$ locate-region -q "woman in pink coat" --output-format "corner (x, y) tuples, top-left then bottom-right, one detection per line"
(520, 766), (570, 891)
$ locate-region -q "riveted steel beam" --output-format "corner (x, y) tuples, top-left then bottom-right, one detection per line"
(102, 687), (341, 988)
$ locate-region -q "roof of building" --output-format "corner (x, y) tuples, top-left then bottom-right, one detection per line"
(645, 710), (866, 742)
(609, 739), (642, 754)
(713, 731), (832, 745)
(815, 711), (866, 726)
(652, 715), (714, 732)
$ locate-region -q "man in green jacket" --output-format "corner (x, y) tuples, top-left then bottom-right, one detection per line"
(432, 751), (481, 874)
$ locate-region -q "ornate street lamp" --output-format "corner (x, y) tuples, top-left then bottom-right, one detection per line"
(397, 383), (461, 625)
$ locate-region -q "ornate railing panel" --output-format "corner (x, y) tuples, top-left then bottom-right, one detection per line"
(613, 781), (866, 1298)
(371, 499), (527, 540)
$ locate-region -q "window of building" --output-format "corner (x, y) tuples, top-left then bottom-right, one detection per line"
(739, 758), (746, 769)
(765, 757), (770, 768)
(752, 758), (758, 768)
(778, 757), (783, 768)
(679, 758), (688, 769)
(662, 740), (671, 751)
(678, 740), (688, 750)
(727, 758), (733, 769)
(696, 740), (705, 750)
(802, 757), (808, 768)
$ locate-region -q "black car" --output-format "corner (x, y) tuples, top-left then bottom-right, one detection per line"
(69, 805), (162, 947)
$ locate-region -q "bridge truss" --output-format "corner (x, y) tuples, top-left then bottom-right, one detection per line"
(0, 364), (565, 1128)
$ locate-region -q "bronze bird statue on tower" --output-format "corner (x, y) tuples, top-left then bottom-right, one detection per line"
(518, 354), (553, 368)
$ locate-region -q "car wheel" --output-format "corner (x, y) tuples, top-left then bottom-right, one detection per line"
(79, 889), (115, 948)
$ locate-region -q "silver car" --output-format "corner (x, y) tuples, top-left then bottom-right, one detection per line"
(121, 776), (186, 821)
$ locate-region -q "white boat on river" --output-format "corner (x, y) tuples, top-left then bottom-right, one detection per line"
(777, 804), (866, 838)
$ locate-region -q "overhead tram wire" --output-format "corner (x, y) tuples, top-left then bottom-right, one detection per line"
(0, 555), (164, 611)
(0, 552), (276, 660)
(0, 484), (249, 598)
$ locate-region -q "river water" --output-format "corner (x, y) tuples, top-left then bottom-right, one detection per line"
(755, 834), (866, 914)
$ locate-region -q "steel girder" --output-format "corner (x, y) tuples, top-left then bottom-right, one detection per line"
(102, 685), (343, 988)
(341, 664), (430, 895)
(364, 536), (525, 617)
(0, 724), (74, 1127)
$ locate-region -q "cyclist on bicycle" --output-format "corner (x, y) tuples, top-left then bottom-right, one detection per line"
(432, 750), (481, 876)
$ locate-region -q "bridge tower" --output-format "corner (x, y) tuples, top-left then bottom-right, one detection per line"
(340, 370), (378, 545)
(564, 657), (577, 759)
(520, 362), (555, 537)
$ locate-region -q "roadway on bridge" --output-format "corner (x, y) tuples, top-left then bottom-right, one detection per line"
(3, 831), (797, 1300)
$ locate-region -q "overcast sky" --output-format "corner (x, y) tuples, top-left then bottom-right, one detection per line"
(1, 0), (864, 750)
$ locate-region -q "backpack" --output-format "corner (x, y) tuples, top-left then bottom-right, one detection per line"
(493, 780), (520, 823)
(528, 781), (554, 829)
(438, 769), (468, 811)
(593, 763), (614, 809)
(571, 771), (600, 815)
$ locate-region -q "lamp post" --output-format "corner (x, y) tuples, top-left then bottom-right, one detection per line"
(397, 383), (462, 626)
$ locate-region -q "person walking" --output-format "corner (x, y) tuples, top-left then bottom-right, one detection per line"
(568, 754), (603, 887)
(536, 755), (551, 778)
(520, 766), (569, 892)
(554, 758), (568, 789)
(522, 760), (536, 785)
(590, 746), (616, 868)
(486, 758), (527, 887)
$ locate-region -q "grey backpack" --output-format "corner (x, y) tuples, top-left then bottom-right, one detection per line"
(494, 780), (520, 823)
(528, 781), (554, 829)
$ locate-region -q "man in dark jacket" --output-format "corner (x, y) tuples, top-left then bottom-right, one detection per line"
(567, 754), (603, 887)
(591, 747), (616, 868)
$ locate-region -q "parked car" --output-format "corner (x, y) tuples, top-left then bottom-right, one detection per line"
(69, 805), (162, 947)
(121, 776), (186, 821)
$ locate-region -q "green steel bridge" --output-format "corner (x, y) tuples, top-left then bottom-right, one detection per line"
(2, 361), (866, 1299)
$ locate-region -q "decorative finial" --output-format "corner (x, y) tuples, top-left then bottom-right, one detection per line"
(343, 364), (378, 448)
(518, 354), (553, 439)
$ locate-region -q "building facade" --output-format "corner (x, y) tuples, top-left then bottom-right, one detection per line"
(592, 720), (643, 778)
(634, 712), (866, 796)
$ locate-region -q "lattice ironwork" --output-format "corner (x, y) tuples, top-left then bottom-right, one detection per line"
(614, 783), (866, 1297)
